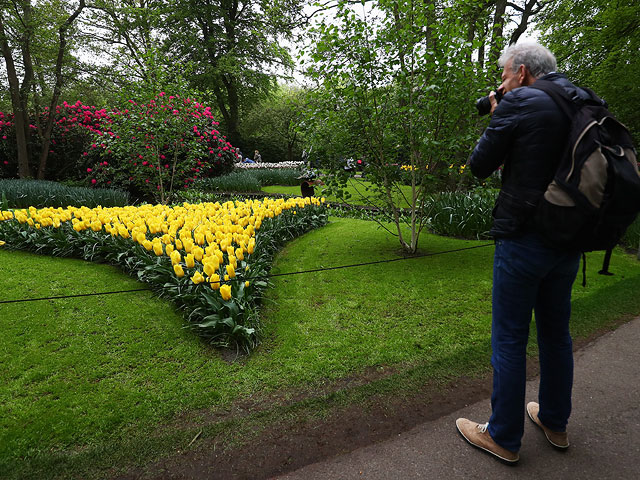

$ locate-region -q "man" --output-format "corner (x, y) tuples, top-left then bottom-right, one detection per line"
(456, 42), (592, 463)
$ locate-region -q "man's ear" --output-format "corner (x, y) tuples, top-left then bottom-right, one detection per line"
(517, 64), (527, 85)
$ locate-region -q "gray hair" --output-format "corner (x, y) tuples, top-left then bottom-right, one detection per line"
(498, 42), (557, 78)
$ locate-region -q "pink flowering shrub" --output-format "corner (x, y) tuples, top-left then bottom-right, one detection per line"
(0, 102), (109, 179)
(85, 93), (237, 203)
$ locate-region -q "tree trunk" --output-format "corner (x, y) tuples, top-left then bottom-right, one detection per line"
(37, 0), (86, 180)
(200, 0), (243, 147)
(509, 0), (540, 45)
(0, 14), (32, 178)
(287, 128), (296, 163)
(221, 73), (241, 146)
(489, 0), (508, 70)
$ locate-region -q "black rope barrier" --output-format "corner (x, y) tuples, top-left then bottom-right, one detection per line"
(264, 243), (494, 278)
(0, 243), (494, 305)
(0, 288), (152, 304)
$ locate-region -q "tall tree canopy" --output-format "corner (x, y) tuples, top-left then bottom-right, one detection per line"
(163, 0), (304, 148)
(538, 0), (640, 142)
(80, 0), (166, 88)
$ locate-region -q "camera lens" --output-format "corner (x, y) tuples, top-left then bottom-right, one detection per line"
(475, 96), (492, 116)
(475, 90), (503, 116)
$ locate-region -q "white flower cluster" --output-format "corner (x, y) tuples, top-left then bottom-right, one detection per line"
(234, 161), (305, 169)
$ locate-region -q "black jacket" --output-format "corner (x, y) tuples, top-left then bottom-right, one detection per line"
(469, 73), (591, 238)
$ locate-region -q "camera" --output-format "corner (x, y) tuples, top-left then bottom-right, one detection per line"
(475, 90), (503, 116)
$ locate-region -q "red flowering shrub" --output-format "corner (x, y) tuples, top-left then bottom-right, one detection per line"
(85, 93), (237, 203)
(0, 102), (109, 179)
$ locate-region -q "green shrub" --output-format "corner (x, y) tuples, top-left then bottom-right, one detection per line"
(192, 168), (303, 194)
(0, 179), (130, 208)
(426, 189), (497, 239)
(193, 170), (261, 193)
(252, 168), (303, 186)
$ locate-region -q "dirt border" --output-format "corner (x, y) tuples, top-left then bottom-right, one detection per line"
(115, 316), (633, 480)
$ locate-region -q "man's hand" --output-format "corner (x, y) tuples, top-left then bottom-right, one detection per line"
(489, 91), (499, 116)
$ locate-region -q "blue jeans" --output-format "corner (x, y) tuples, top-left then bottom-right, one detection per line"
(487, 233), (581, 452)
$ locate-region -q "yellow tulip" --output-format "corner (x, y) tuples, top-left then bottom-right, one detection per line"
(220, 284), (232, 301)
(191, 271), (205, 285)
(173, 264), (185, 277)
(226, 263), (236, 278)
(142, 240), (153, 251)
(203, 262), (215, 277)
(185, 253), (195, 268)
(170, 250), (182, 265)
(235, 247), (244, 261)
(210, 273), (221, 290)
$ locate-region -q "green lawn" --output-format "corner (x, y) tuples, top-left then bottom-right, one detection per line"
(1, 218), (639, 479)
(262, 177), (416, 208)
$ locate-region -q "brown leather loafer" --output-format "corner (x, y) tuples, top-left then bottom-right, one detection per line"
(527, 402), (570, 449)
(456, 418), (519, 464)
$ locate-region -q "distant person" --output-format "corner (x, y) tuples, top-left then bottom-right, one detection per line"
(235, 147), (243, 161)
(243, 157), (255, 163)
(254, 150), (262, 162)
(344, 157), (355, 172)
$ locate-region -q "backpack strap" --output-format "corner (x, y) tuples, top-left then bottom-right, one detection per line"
(529, 79), (578, 120)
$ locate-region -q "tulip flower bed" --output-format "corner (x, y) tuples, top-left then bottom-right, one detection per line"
(0, 196), (327, 349)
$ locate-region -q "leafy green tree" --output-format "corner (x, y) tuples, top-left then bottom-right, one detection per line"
(162, 0), (304, 148)
(538, 0), (640, 143)
(240, 85), (307, 163)
(80, 0), (166, 88)
(457, 0), (545, 78)
(0, 0), (86, 179)
(305, 0), (484, 253)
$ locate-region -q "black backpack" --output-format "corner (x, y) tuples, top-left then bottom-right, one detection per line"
(530, 80), (640, 259)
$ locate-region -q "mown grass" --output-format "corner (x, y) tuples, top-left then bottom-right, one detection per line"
(262, 178), (416, 208)
(1, 218), (639, 479)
